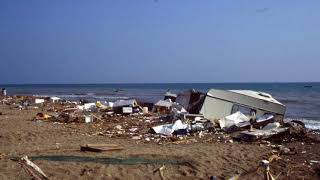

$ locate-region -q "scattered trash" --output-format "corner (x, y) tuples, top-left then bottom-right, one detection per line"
(285, 120), (307, 137)
(50, 97), (60, 103)
(129, 128), (138, 132)
(219, 111), (250, 130)
(113, 99), (140, 114)
(56, 113), (73, 123)
(132, 136), (141, 140)
(143, 107), (149, 114)
(122, 107), (133, 114)
(35, 99), (45, 104)
(4, 88), (319, 179)
(84, 115), (93, 123)
(310, 160), (320, 164)
(164, 91), (177, 102)
(279, 146), (295, 155)
(84, 103), (97, 111)
(262, 122), (281, 131)
(35, 113), (52, 120)
(153, 100), (173, 114)
(236, 123), (289, 141)
(255, 114), (275, 128)
(115, 125), (122, 130)
(152, 120), (188, 136)
(189, 118), (214, 132)
(1, 89), (297, 146)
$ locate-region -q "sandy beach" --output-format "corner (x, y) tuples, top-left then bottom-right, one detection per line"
(0, 100), (319, 180)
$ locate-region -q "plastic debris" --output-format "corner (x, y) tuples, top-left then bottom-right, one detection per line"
(219, 111), (250, 129)
(152, 120), (188, 136)
(35, 99), (45, 104)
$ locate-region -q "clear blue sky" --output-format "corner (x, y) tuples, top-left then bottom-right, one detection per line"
(1, 0), (319, 84)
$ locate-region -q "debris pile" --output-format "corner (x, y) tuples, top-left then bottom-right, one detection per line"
(0, 89), (310, 145)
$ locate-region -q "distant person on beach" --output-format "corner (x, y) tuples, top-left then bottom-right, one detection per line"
(249, 109), (257, 131)
(2, 88), (6, 96)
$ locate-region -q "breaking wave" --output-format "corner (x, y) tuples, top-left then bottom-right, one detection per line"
(285, 118), (320, 130)
(33, 94), (130, 101)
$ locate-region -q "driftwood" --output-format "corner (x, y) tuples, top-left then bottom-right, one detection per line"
(153, 165), (166, 180)
(80, 144), (124, 152)
(62, 108), (78, 113)
(91, 114), (102, 121)
(19, 156), (49, 180)
(228, 155), (281, 180)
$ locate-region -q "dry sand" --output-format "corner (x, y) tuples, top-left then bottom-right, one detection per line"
(0, 105), (319, 180)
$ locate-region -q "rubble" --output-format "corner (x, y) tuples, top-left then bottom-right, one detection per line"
(153, 99), (173, 114)
(35, 98), (45, 104)
(219, 111), (250, 130)
(84, 115), (93, 123)
(142, 107), (149, 114)
(164, 91), (177, 102)
(35, 113), (52, 120)
(50, 97), (60, 103)
(0, 88), (311, 146)
(113, 99), (140, 114)
(285, 120), (307, 137)
(236, 123), (289, 141)
(1, 88), (319, 180)
(84, 103), (97, 111)
(151, 120), (188, 136)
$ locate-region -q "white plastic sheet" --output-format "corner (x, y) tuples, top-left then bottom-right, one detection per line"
(152, 120), (188, 136)
(35, 99), (45, 104)
(219, 111), (250, 129)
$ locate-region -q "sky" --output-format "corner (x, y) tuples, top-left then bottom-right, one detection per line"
(0, 0), (320, 84)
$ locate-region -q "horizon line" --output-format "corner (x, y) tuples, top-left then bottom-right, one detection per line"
(0, 81), (319, 86)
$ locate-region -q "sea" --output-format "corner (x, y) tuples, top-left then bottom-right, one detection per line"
(1, 83), (320, 130)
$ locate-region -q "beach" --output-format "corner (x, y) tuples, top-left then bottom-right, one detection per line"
(0, 98), (319, 179)
(2, 1), (320, 179)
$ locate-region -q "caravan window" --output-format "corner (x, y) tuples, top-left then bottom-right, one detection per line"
(231, 105), (255, 116)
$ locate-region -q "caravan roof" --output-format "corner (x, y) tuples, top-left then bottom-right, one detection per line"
(229, 90), (283, 105)
(206, 89), (286, 115)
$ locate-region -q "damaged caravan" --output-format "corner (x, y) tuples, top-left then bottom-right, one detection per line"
(201, 89), (286, 123)
(177, 89), (286, 123)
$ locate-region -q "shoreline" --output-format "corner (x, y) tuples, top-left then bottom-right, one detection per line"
(1, 83), (320, 129)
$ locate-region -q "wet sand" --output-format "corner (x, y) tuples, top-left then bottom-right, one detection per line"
(0, 105), (319, 180)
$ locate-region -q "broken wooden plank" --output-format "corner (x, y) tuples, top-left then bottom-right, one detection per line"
(153, 165), (166, 180)
(80, 144), (124, 152)
(20, 156), (49, 180)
